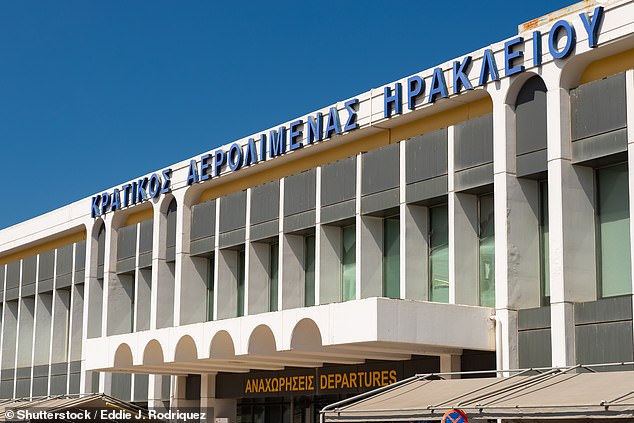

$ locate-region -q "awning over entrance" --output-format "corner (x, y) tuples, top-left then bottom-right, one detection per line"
(321, 366), (634, 421)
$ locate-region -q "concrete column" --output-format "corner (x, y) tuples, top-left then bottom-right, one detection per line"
(449, 192), (478, 305)
(320, 225), (342, 304)
(359, 216), (382, 298)
(491, 88), (542, 371)
(152, 199), (175, 329)
(546, 82), (596, 367)
(399, 140), (407, 300)
(315, 166), (322, 305)
(625, 70), (634, 345)
(217, 249), (239, 319)
(170, 375), (187, 409)
(243, 188), (252, 316)
(281, 233), (305, 309)
(147, 374), (167, 411)
(248, 241), (270, 314)
(200, 374), (236, 421)
(178, 191), (209, 325)
(404, 204), (428, 301)
(355, 152), (363, 300)
(101, 213), (115, 339)
(440, 354), (461, 379)
(80, 219), (99, 394)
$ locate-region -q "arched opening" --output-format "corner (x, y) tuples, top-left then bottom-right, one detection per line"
(173, 335), (198, 362)
(290, 318), (323, 351)
(247, 325), (277, 355)
(210, 330), (236, 359)
(113, 343), (133, 368)
(143, 339), (165, 366)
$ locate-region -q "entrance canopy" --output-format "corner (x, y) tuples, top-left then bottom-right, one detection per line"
(321, 365), (634, 421)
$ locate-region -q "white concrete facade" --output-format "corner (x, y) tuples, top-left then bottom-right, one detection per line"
(0, 0), (634, 420)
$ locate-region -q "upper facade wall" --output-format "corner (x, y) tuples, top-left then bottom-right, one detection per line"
(0, 0), (631, 254)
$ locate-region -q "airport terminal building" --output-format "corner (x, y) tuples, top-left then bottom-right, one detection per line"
(0, 0), (633, 421)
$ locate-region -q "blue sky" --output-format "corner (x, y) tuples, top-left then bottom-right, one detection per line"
(0, 1), (573, 229)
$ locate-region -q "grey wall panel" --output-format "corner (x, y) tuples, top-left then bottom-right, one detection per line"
(516, 76), (548, 155)
(284, 170), (316, 216)
(519, 328), (552, 369)
(361, 189), (399, 215)
(134, 374), (149, 401)
(405, 128), (448, 184)
(516, 149), (548, 178)
(251, 181), (280, 224)
(575, 321), (633, 364)
(74, 269), (85, 285)
(139, 219), (153, 253)
(117, 225), (137, 261)
(6, 261), (20, 290)
(518, 306), (551, 330)
(220, 190), (247, 233)
(574, 296), (633, 324)
(454, 113), (493, 171)
(406, 176), (448, 204)
(166, 200), (177, 249)
(571, 72), (627, 141)
(166, 246), (176, 263)
(454, 163), (494, 192)
(0, 266), (4, 295)
(322, 157), (356, 206)
(190, 237), (215, 257)
(16, 367), (30, 378)
(0, 378), (13, 399)
(167, 201), (176, 260)
(21, 283), (35, 297)
(32, 376), (48, 397)
(111, 373), (132, 401)
(22, 256), (36, 287)
(50, 363), (67, 375)
(69, 372), (81, 394)
(250, 220), (279, 242)
(75, 240), (86, 271)
(15, 378), (30, 398)
(283, 210), (316, 233)
(362, 143), (400, 196)
(116, 258), (136, 275)
(5, 288), (18, 301)
(69, 361), (81, 373)
(138, 253), (152, 269)
(38, 279), (54, 294)
(321, 200), (356, 225)
(56, 245), (73, 277)
(50, 374), (68, 395)
(571, 127), (627, 164)
(57, 271), (73, 288)
(218, 228), (246, 249)
(39, 251), (54, 283)
(33, 365), (48, 377)
(191, 200), (216, 241)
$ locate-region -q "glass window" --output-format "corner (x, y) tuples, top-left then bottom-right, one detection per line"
(597, 164), (632, 297)
(269, 243), (279, 312)
(429, 205), (449, 303)
(207, 258), (215, 321)
(383, 216), (400, 298)
(479, 195), (495, 307)
(539, 182), (550, 304)
(342, 225), (356, 301)
(237, 250), (245, 317)
(304, 235), (315, 306)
